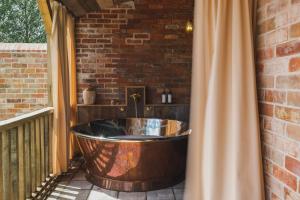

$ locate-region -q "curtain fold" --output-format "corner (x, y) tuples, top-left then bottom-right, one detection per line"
(50, 2), (77, 175)
(185, 0), (264, 199)
(66, 12), (79, 160)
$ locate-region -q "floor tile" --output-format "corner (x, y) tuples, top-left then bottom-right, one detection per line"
(92, 185), (118, 197)
(48, 186), (90, 200)
(118, 192), (146, 200)
(87, 190), (118, 200)
(54, 168), (185, 200)
(147, 188), (175, 200)
(65, 180), (93, 190)
(173, 189), (184, 200)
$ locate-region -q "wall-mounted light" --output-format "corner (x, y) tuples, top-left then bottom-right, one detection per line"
(185, 21), (193, 33)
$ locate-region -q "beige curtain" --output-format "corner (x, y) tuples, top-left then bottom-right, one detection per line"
(185, 0), (264, 200)
(66, 8), (79, 160)
(50, 2), (78, 175)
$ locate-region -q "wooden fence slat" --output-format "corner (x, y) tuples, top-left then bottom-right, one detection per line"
(0, 108), (54, 199)
(30, 121), (36, 193)
(10, 128), (18, 200)
(1, 131), (10, 200)
(18, 125), (25, 200)
(0, 131), (2, 200)
(35, 119), (41, 187)
(36, 118), (42, 188)
(40, 117), (45, 182)
(49, 115), (53, 174)
(44, 115), (49, 178)
(24, 122), (32, 198)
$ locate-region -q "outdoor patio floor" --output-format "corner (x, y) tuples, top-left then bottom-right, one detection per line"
(47, 159), (185, 200)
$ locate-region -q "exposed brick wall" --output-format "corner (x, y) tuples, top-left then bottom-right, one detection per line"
(75, 0), (193, 105)
(256, 0), (300, 199)
(0, 43), (48, 120)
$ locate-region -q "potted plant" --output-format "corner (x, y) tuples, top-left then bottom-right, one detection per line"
(83, 85), (96, 105)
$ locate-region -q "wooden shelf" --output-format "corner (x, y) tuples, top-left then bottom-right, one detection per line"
(77, 104), (189, 107)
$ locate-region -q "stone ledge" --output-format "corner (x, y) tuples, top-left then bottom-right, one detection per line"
(0, 43), (47, 51)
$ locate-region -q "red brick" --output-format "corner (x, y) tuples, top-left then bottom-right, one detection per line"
(284, 187), (300, 199)
(125, 38), (143, 45)
(275, 106), (300, 123)
(258, 0), (272, 8)
(276, 75), (300, 89)
(257, 63), (264, 73)
(12, 63), (27, 68)
(14, 104), (29, 109)
(271, 193), (280, 200)
(287, 124), (300, 142)
(289, 57), (300, 72)
(89, 24), (103, 28)
(87, 13), (102, 18)
(259, 103), (274, 116)
(273, 165), (297, 191)
(134, 33), (150, 39)
(290, 22), (300, 38)
(258, 18), (276, 34)
(276, 41), (300, 57)
(265, 90), (286, 103)
(75, 2), (192, 105)
(257, 75), (274, 88)
(82, 39), (97, 43)
(287, 92), (300, 107)
(266, 0), (288, 17)
(285, 156), (300, 176)
(0, 53), (11, 58)
(80, 18), (97, 23)
(292, 0), (300, 4)
(257, 48), (274, 60)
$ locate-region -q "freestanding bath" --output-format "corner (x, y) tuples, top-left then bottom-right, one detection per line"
(72, 118), (190, 192)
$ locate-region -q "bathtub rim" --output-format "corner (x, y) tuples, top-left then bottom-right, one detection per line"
(71, 118), (191, 143)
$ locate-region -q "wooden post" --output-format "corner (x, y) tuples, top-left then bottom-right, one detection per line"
(37, 0), (52, 35)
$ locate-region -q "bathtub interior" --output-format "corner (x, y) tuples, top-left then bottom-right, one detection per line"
(72, 118), (189, 140)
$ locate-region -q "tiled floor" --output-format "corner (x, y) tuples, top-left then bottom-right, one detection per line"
(47, 162), (185, 200)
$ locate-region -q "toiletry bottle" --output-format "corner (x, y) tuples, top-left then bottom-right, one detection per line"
(161, 89), (167, 104)
(167, 89), (172, 104)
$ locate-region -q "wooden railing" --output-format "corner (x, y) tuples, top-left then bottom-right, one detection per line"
(0, 107), (54, 200)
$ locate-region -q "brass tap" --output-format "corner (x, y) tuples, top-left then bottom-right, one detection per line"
(130, 93), (141, 101)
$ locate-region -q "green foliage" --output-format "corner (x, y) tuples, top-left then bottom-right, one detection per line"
(0, 0), (47, 43)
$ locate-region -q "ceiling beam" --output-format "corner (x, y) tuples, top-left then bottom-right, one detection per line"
(37, 0), (53, 35)
(60, 0), (87, 16)
(95, 0), (114, 9)
(77, 0), (100, 12)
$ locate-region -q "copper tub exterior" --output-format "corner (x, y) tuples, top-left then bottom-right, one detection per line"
(73, 119), (189, 192)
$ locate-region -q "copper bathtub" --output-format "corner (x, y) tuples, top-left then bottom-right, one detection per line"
(72, 118), (190, 192)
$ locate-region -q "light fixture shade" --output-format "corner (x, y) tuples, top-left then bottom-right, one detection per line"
(185, 21), (193, 32)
